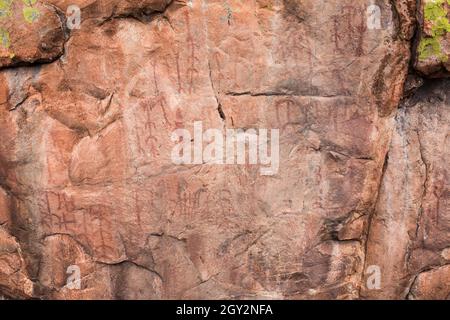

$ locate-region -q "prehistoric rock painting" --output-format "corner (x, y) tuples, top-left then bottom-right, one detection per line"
(0, 0), (449, 301)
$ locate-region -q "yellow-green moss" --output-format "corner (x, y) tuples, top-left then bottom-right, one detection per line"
(0, 0), (14, 18)
(419, 0), (450, 61)
(0, 1), (40, 21)
(0, 27), (10, 48)
(22, 5), (39, 22)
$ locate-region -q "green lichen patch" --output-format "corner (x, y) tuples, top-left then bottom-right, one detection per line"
(425, 0), (447, 21)
(0, 0), (41, 58)
(0, 27), (10, 48)
(418, 0), (450, 62)
(418, 37), (447, 61)
(0, 0), (14, 18)
(22, 6), (39, 23)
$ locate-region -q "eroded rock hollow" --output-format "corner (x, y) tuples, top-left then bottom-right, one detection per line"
(0, 0), (448, 299)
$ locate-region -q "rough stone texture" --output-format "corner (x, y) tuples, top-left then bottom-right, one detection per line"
(0, 227), (34, 298)
(361, 79), (450, 299)
(0, 0), (448, 300)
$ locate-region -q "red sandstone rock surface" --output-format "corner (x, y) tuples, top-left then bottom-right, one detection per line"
(0, 0), (448, 300)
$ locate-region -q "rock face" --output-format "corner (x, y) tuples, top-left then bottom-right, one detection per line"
(0, 0), (448, 300)
(361, 79), (450, 299)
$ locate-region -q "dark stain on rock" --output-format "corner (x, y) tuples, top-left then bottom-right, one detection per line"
(282, 0), (306, 23)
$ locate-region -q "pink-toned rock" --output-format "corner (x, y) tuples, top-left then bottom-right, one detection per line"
(0, 0), (448, 301)
(408, 265), (450, 300)
(361, 79), (450, 299)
